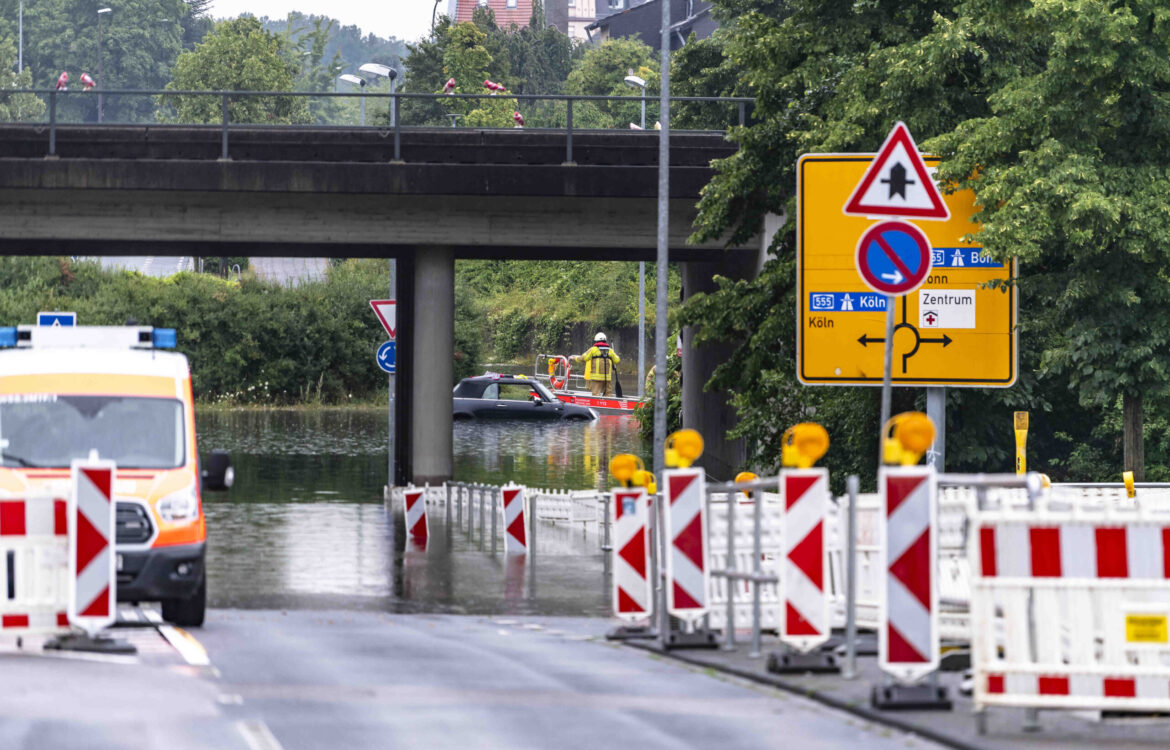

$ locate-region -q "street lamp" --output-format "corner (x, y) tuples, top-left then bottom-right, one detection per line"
(359, 63), (398, 126)
(97, 7), (111, 124)
(338, 73), (367, 126)
(624, 74), (648, 396)
(624, 73), (646, 130)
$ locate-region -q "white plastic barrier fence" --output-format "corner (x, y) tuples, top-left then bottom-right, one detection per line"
(0, 494), (70, 637)
(971, 491), (1170, 722)
(707, 491), (781, 633)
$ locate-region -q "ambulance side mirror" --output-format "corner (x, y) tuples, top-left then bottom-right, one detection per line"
(202, 449), (234, 492)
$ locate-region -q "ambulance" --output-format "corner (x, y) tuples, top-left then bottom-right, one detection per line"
(0, 323), (229, 626)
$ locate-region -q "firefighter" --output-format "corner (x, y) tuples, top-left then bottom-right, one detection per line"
(572, 333), (620, 397)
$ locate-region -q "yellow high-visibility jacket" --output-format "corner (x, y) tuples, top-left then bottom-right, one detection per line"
(580, 345), (620, 381)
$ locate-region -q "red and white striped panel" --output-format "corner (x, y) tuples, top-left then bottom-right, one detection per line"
(0, 497), (67, 538)
(612, 488), (651, 621)
(1, 497), (70, 636)
(984, 672), (1170, 706)
(879, 466), (939, 683)
(404, 488), (428, 544)
(979, 523), (1170, 579)
(780, 468), (830, 653)
(664, 467), (709, 622)
(68, 459), (117, 636)
(503, 486), (527, 554)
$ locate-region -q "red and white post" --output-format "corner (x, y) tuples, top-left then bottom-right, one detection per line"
(611, 488), (652, 620)
(403, 487), (428, 546)
(877, 465), (942, 691)
(68, 457), (116, 637)
(663, 467), (712, 635)
(502, 485), (527, 555)
(780, 468), (831, 652)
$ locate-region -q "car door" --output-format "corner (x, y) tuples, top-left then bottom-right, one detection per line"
(492, 382), (543, 420)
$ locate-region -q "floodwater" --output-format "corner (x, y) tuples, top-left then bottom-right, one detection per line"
(197, 409), (648, 615)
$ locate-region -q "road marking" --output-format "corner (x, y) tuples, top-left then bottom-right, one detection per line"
(236, 720), (284, 750)
(156, 625), (211, 666)
(217, 693), (244, 705)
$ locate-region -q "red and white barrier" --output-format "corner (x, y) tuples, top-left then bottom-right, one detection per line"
(664, 467), (709, 621)
(878, 466), (939, 683)
(404, 488), (428, 544)
(502, 485), (527, 554)
(612, 488), (651, 620)
(781, 469), (831, 652)
(68, 458), (117, 637)
(0, 495), (70, 636)
(973, 509), (1170, 714)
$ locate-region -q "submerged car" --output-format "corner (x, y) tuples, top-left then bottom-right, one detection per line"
(453, 374), (597, 421)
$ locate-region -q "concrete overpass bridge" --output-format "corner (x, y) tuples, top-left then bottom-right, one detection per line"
(0, 123), (764, 482)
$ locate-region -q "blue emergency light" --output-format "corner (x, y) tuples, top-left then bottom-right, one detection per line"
(152, 328), (177, 349)
(0, 328), (16, 348)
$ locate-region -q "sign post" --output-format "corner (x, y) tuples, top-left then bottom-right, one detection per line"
(371, 296), (397, 489)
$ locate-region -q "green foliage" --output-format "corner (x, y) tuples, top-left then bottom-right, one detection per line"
(0, 36), (45, 121)
(677, 0), (1170, 481)
(634, 350), (682, 441)
(160, 17), (310, 124)
(565, 38), (657, 129)
(456, 259), (679, 363)
(0, 0), (186, 123)
(0, 257), (477, 404)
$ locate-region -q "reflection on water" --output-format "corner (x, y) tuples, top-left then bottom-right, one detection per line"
(197, 409), (639, 615)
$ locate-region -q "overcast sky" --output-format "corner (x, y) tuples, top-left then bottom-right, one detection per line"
(206, 0), (443, 43)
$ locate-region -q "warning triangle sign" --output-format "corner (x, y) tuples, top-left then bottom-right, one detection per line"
(370, 299), (397, 339)
(842, 122), (950, 220)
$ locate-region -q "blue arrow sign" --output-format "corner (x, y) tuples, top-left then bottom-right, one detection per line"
(37, 311), (76, 327)
(855, 221), (932, 295)
(376, 341), (396, 374)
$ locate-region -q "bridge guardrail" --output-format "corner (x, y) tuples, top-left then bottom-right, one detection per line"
(0, 88), (756, 163)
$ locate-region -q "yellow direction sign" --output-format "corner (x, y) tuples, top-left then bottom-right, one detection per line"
(797, 155), (1016, 387)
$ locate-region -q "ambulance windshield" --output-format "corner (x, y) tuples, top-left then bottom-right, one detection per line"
(0, 395), (185, 469)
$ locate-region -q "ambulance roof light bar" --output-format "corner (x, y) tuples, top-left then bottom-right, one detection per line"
(0, 325), (177, 349)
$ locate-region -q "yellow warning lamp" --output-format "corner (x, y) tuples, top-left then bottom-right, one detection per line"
(632, 469), (657, 495)
(780, 423), (830, 468)
(665, 429), (704, 468)
(735, 471), (759, 484)
(609, 453), (643, 487)
(882, 412), (935, 466)
(1124, 470), (1135, 499)
(1040, 473), (1052, 490)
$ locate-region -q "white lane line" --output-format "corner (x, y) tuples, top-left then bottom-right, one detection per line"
(236, 720), (284, 750)
(156, 624), (211, 666)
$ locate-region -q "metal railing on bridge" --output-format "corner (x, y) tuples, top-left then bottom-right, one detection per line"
(0, 88), (756, 163)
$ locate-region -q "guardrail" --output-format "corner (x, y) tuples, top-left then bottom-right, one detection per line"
(0, 88), (755, 163)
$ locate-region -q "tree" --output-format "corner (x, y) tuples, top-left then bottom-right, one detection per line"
(0, 0), (186, 123)
(565, 37), (657, 129)
(0, 36), (46, 122)
(928, 0), (1170, 480)
(160, 17), (310, 124)
(439, 21), (515, 128)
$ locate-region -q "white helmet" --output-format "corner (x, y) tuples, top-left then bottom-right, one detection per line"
(594, 332), (607, 343)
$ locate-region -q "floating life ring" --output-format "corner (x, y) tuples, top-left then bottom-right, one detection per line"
(548, 355), (570, 390)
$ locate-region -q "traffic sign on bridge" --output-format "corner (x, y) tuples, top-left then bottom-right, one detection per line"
(797, 154), (1017, 387)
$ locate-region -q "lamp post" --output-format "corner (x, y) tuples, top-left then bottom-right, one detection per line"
(97, 7), (111, 123)
(624, 73), (648, 397)
(624, 73), (646, 129)
(338, 74), (367, 125)
(359, 63), (398, 126)
(18, 0), (22, 73)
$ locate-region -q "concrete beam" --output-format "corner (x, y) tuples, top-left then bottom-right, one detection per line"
(0, 190), (755, 257)
(411, 247), (454, 485)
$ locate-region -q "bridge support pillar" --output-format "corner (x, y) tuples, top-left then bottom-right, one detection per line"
(680, 253), (758, 480)
(411, 246), (454, 485)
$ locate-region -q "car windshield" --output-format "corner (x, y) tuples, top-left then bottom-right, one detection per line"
(0, 394), (185, 469)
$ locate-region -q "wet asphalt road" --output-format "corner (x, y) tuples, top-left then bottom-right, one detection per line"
(0, 610), (943, 750)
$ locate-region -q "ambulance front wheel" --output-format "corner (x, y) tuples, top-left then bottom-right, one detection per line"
(162, 576), (206, 627)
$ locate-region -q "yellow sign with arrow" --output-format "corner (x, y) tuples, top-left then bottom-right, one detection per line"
(797, 154), (1017, 387)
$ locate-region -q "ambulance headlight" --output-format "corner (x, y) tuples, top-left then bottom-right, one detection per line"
(158, 486), (200, 525)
